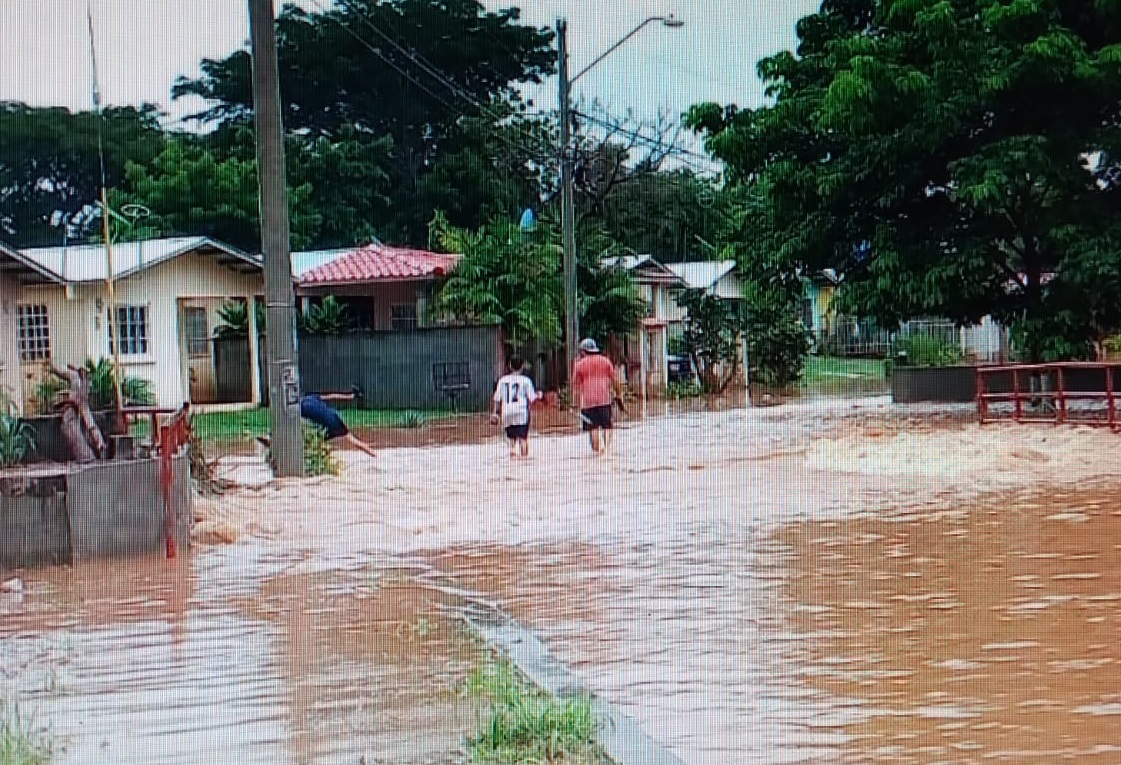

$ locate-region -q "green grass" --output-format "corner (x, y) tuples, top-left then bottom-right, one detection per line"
(131, 406), (453, 444)
(0, 702), (53, 765)
(800, 355), (888, 395)
(465, 662), (608, 765)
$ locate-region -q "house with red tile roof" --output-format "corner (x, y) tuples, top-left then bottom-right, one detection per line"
(294, 244), (460, 331)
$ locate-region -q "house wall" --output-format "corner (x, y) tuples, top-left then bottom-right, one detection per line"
(0, 272), (23, 411)
(298, 281), (430, 330)
(20, 255), (262, 408)
(712, 273), (743, 301)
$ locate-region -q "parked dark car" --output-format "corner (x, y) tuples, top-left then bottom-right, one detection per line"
(667, 355), (698, 385)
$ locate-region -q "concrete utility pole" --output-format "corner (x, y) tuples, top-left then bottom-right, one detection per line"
(555, 15), (683, 379)
(557, 18), (579, 380)
(248, 0), (304, 477)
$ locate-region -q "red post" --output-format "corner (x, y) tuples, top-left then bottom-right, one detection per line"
(1107, 365), (1116, 431)
(1012, 367), (1022, 422)
(1056, 366), (1067, 425)
(976, 367), (986, 424)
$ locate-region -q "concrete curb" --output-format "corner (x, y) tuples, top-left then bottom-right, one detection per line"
(461, 601), (688, 765)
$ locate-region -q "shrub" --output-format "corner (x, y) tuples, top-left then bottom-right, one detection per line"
(0, 415), (36, 467)
(893, 335), (964, 367)
(666, 381), (702, 400)
(31, 358), (155, 414)
(399, 410), (426, 429)
(466, 662), (603, 764)
(303, 427), (340, 477)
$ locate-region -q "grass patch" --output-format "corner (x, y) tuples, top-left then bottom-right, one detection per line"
(131, 406), (454, 444)
(0, 701), (54, 765)
(800, 355), (888, 395)
(466, 661), (608, 764)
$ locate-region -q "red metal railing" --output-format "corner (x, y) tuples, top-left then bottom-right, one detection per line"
(977, 362), (1117, 430)
(156, 403), (192, 558)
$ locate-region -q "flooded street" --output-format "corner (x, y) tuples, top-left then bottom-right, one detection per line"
(3, 397), (1121, 763)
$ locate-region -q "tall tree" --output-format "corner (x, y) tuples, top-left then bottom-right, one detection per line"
(687, 0), (1121, 359)
(173, 0), (555, 243)
(118, 138), (321, 251)
(0, 103), (166, 246)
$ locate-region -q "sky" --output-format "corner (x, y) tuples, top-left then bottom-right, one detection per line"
(0, 0), (819, 164)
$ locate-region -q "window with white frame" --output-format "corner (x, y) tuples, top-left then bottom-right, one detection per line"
(108, 304), (150, 356)
(184, 307), (210, 357)
(17, 304), (51, 361)
(390, 303), (418, 331)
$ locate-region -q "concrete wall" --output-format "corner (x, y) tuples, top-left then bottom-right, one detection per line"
(891, 364), (1121, 403)
(0, 454), (189, 569)
(0, 272), (22, 411)
(0, 474), (71, 568)
(19, 254), (263, 409)
(66, 455), (190, 563)
(221, 325), (504, 411)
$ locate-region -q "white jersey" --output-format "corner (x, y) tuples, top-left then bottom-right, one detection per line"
(493, 373), (538, 427)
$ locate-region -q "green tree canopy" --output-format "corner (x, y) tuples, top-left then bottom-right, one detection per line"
(118, 138), (320, 251)
(687, 0), (1121, 359)
(429, 212), (646, 351)
(0, 102), (166, 246)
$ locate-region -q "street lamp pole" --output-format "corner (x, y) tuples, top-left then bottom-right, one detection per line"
(555, 14), (684, 379)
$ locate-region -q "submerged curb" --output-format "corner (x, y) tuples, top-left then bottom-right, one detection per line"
(461, 601), (688, 765)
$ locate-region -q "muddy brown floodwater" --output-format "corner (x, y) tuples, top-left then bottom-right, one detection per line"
(3, 396), (1121, 764)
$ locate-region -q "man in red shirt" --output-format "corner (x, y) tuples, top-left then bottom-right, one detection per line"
(571, 338), (617, 454)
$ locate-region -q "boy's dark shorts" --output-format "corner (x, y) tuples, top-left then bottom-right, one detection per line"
(581, 405), (613, 431)
(504, 422), (530, 440)
(301, 396), (350, 440)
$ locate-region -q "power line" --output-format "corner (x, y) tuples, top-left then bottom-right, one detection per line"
(573, 109), (716, 167)
(323, 0), (557, 161)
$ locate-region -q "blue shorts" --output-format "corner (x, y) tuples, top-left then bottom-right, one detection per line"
(301, 395), (349, 440)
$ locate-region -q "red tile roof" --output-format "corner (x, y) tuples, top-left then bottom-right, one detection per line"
(297, 244), (460, 285)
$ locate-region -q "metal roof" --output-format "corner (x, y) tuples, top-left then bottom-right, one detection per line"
(0, 239), (65, 286)
(603, 254), (687, 285)
(297, 245), (460, 286)
(19, 237), (261, 283)
(666, 260), (738, 291)
(290, 248), (354, 278)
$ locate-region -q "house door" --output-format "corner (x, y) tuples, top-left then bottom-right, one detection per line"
(180, 301), (217, 404)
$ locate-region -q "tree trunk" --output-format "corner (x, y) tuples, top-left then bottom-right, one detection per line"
(51, 366), (107, 460)
(71, 369), (108, 458)
(60, 406), (97, 463)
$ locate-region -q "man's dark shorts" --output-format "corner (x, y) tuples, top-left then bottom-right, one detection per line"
(581, 405), (613, 431)
(301, 395), (350, 440)
(504, 422), (530, 440)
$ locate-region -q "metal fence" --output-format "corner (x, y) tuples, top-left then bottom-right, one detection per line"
(813, 315), (1009, 362)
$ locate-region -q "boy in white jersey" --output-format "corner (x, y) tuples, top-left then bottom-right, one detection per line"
(490, 355), (542, 458)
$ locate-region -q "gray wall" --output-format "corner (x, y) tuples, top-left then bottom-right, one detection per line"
(66, 455), (191, 563)
(0, 475), (71, 568)
(216, 325), (504, 411)
(892, 364), (1121, 403)
(0, 456), (190, 570)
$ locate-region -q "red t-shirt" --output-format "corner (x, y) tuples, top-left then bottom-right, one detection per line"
(572, 354), (615, 409)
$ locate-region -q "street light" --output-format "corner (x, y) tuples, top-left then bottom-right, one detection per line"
(556, 14), (684, 378)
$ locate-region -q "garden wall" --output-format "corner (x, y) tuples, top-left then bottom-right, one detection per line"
(891, 364), (1121, 403)
(0, 455), (191, 569)
(215, 325), (505, 411)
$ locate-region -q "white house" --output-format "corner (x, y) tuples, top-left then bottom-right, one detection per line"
(0, 240), (67, 413)
(665, 260), (743, 323)
(14, 237), (265, 412)
(602, 254), (690, 395)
